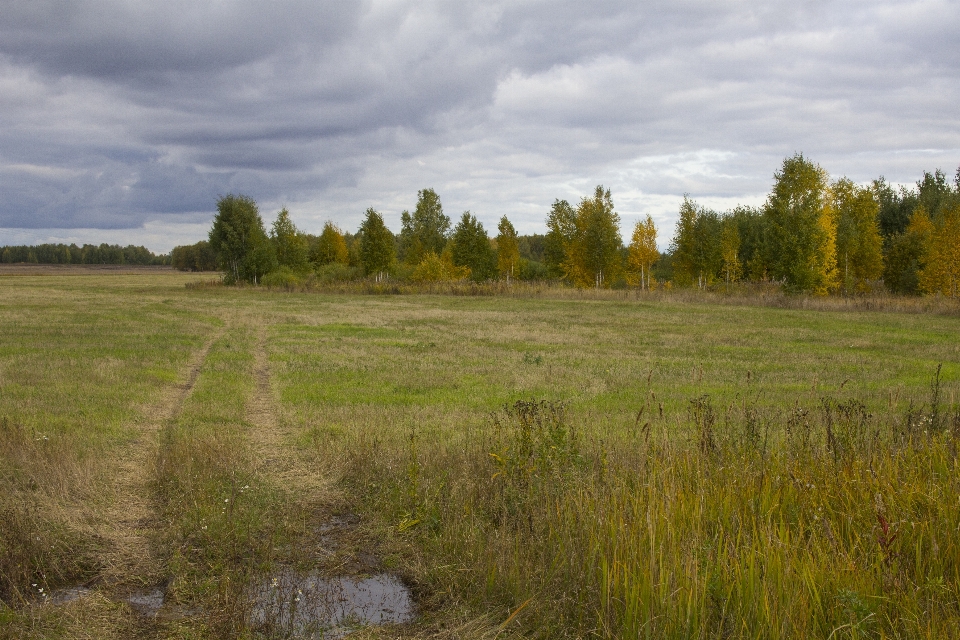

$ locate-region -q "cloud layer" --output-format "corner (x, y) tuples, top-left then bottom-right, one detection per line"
(1, 0), (958, 250)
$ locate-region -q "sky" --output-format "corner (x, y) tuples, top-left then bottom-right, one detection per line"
(1, 0), (958, 253)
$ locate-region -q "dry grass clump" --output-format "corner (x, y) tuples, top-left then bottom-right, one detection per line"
(0, 417), (103, 605)
(0, 590), (136, 640)
(341, 377), (960, 638)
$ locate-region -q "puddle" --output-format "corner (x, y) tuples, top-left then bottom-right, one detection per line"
(49, 586), (92, 604)
(250, 569), (415, 638)
(313, 514), (360, 551)
(127, 587), (165, 616)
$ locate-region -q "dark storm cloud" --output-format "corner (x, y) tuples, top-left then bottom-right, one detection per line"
(0, 1), (362, 80)
(0, 0), (958, 249)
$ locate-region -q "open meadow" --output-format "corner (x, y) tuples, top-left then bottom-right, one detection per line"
(1, 268), (959, 639)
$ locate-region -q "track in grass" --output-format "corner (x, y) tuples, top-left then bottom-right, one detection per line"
(97, 324), (225, 596)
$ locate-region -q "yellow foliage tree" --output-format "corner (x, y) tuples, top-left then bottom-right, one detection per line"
(496, 216), (520, 280)
(919, 203), (960, 297)
(832, 178), (883, 293)
(719, 218), (741, 284)
(410, 250), (471, 283)
(312, 221), (349, 265)
(626, 215), (659, 290)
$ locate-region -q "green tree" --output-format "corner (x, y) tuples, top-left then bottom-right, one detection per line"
(450, 212), (496, 282)
(171, 241), (218, 272)
(873, 177), (917, 240)
(270, 208), (309, 272)
(670, 197), (722, 288)
(496, 216), (521, 281)
(627, 215), (659, 290)
(833, 178), (883, 293)
(312, 221), (349, 266)
(543, 199), (576, 279)
(916, 169), (957, 224)
(209, 194), (277, 284)
(357, 208), (396, 279)
(398, 188), (451, 265)
(763, 154), (837, 294)
(566, 186), (623, 288)
(725, 206), (768, 281)
(884, 206), (933, 295)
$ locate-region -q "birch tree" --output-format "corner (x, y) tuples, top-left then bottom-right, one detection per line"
(763, 154), (837, 294)
(496, 216), (521, 281)
(627, 215), (659, 290)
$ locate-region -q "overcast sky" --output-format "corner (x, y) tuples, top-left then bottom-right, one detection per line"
(1, 0), (958, 252)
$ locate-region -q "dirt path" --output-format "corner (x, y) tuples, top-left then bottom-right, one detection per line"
(96, 325), (225, 591)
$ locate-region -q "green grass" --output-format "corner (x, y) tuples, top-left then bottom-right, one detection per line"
(1, 271), (958, 638)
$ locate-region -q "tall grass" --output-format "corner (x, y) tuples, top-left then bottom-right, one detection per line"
(0, 417), (102, 605)
(338, 375), (960, 638)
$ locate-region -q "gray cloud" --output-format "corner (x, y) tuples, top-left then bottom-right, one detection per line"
(0, 0), (958, 251)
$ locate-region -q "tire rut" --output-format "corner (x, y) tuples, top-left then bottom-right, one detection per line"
(97, 324), (226, 591)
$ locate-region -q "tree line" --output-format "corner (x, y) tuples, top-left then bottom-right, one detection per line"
(4, 156), (955, 296)
(0, 243), (168, 266)
(198, 192), (551, 285)
(157, 153), (960, 297)
(662, 155), (960, 296)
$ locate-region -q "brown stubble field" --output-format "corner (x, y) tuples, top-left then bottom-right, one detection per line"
(1, 268), (959, 639)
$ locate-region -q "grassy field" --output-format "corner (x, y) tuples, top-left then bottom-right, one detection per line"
(1, 268), (958, 638)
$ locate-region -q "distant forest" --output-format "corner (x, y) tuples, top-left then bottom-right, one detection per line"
(0, 243), (169, 266)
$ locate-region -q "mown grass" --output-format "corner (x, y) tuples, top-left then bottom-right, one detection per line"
(2, 269), (959, 638)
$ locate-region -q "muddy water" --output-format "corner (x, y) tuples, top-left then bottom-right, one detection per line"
(49, 586), (92, 604)
(127, 587), (165, 615)
(47, 584), (166, 617)
(249, 569), (415, 638)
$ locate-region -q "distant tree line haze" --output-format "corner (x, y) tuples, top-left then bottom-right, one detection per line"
(0, 243), (169, 265)
(188, 154), (959, 296)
